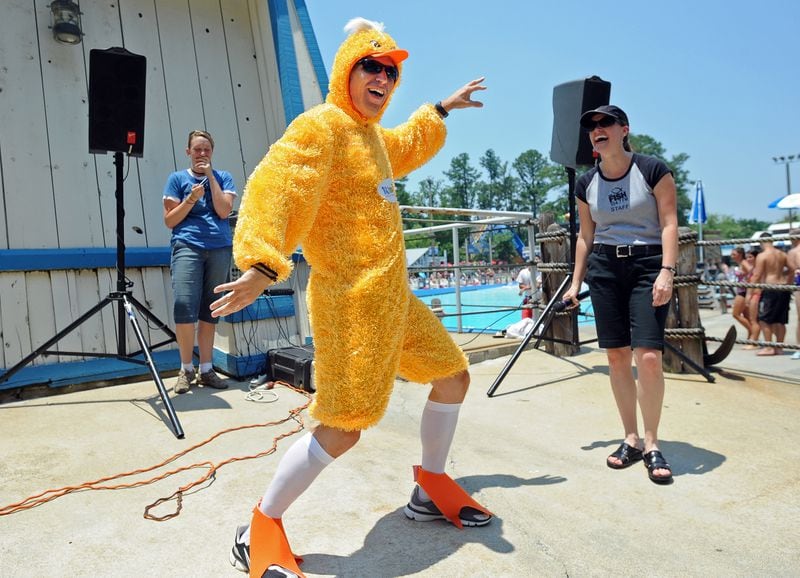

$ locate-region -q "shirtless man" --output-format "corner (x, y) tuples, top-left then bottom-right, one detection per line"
(752, 232), (790, 356)
(786, 230), (800, 359)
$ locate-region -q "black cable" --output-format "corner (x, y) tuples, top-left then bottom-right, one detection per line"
(453, 299), (527, 347)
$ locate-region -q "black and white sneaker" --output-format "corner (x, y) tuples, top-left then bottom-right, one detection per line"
(229, 524), (299, 578)
(264, 568), (299, 578)
(230, 525), (250, 573)
(403, 485), (492, 527)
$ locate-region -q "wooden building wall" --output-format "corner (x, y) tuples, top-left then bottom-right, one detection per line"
(0, 0), (326, 385)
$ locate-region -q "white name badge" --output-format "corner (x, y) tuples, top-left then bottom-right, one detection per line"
(377, 178), (397, 203)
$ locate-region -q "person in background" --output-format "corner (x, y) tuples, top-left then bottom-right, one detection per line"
(516, 265), (536, 319)
(744, 247), (762, 349)
(210, 18), (491, 577)
(563, 105), (678, 485)
(751, 233), (790, 356)
(729, 247), (752, 338)
(786, 230), (800, 359)
(163, 129), (236, 393)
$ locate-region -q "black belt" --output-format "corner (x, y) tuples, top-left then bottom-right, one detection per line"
(593, 244), (662, 258)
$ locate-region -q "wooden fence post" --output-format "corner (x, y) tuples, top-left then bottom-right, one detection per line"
(663, 227), (704, 372)
(538, 215), (579, 357)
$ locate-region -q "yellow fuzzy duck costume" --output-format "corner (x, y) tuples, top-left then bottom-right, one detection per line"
(234, 18), (468, 432)
(234, 19), (492, 577)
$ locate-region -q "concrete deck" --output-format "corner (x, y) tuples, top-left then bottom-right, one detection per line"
(1, 309), (798, 577)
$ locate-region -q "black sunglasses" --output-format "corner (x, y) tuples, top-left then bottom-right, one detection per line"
(358, 58), (398, 82)
(583, 116), (618, 131)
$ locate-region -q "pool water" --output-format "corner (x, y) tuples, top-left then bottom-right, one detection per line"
(416, 284), (594, 334)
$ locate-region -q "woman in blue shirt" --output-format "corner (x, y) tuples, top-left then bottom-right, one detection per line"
(163, 130), (236, 393)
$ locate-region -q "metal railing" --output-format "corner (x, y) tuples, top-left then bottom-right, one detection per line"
(401, 206), (537, 333)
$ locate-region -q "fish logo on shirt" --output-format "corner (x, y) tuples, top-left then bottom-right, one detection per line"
(608, 186), (629, 212)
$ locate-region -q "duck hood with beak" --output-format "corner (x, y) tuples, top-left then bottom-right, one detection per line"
(326, 17), (409, 124)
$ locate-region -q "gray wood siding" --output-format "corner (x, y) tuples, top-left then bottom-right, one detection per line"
(0, 0), (321, 370)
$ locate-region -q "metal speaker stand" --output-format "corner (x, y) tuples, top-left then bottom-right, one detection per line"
(0, 152), (183, 438)
(487, 275), (572, 397)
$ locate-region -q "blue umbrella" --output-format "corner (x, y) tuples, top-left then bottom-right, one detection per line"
(689, 181), (707, 224)
(689, 181), (707, 268)
(768, 195), (784, 209)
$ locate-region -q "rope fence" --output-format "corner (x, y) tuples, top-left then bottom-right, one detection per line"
(403, 213), (799, 372)
(535, 228), (800, 366)
(665, 327), (800, 350)
(695, 233), (800, 246)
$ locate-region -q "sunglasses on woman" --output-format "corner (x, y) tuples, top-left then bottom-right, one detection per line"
(583, 116), (618, 131)
(358, 58), (398, 82)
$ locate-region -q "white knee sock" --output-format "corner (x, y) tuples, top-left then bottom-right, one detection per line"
(242, 432), (333, 544)
(418, 400), (461, 501)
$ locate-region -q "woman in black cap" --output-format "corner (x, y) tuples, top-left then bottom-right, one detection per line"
(563, 105), (678, 484)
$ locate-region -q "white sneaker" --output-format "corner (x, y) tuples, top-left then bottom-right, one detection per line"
(173, 368), (194, 394)
(403, 485), (491, 526)
(791, 351), (800, 360)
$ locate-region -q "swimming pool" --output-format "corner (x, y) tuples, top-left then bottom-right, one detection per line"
(416, 284), (594, 334)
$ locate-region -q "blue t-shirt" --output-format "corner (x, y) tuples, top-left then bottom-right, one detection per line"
(163, 169), (236, 249)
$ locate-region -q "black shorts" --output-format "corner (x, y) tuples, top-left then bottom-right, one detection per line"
(757, 289), (790, 324)
(585, 252), (669, 350)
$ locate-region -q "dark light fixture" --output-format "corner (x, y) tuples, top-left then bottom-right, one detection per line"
(50, 0), (83, 45)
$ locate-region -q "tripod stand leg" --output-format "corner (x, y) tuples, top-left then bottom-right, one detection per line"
(486, 275), (572, 397)
(122, 294), (177, 355)
(127, 294), (177, 341)
(123, 296), (185, 438)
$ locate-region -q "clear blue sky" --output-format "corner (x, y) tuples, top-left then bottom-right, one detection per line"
(304, 0), (800, 224)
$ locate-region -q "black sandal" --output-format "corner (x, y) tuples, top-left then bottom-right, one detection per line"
(643, 450), (673, 484)
(606, 442), (643, 469)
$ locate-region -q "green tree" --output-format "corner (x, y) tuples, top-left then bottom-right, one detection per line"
(442, 153), (480, 216)
(490, 233), (518, 263)
(406, 177), (456, 255)
(512, 149), (567, 217)
(478, 149), (516, 210)
(704, 214), (770, 240)
(394, 176), (411, 205)
(416, 176), (444, 208)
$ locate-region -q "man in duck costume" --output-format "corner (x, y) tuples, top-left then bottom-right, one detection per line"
(211, 17), (491, 577)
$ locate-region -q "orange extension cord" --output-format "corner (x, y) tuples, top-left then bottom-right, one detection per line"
(0, 381), (312, 522)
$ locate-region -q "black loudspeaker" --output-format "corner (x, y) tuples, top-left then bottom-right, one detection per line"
(267, 346), (315, 392)
(89, 47), (146, 157)
(549, 76), (611, 168)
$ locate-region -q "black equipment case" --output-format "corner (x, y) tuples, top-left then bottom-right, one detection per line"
(267, 345), (315, 392)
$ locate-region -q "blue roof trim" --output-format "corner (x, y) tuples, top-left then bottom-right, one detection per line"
(0, 349), (180, 389)
(293, 0), (329, 99)
(0, 247), (305, 272)
(268, 0), (304, 123)
(222, 294), (294, 323)
(0, 247), (171, 272)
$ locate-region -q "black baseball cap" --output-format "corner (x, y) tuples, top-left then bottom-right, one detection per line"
(580, 105), (629, 129)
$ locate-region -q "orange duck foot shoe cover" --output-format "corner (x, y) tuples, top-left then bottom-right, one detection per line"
(249, 507), (304, 578)
(413, 465), (493, 530)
